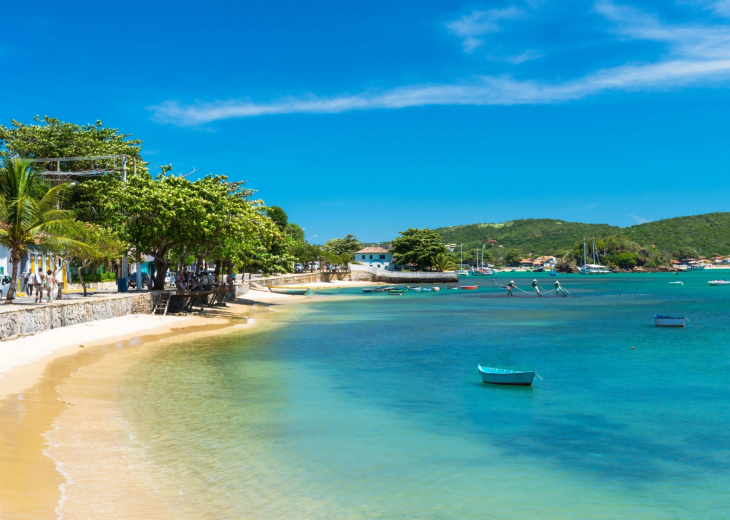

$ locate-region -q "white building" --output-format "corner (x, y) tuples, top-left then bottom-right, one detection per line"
(354, 247), (394, 270)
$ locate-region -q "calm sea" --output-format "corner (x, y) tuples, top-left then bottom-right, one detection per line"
(118, 272), (730, 519)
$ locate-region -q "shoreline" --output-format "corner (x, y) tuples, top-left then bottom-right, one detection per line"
(0, 281), (368, 518)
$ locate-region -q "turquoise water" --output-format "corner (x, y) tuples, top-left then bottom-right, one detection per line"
(121, 272), (730, 519)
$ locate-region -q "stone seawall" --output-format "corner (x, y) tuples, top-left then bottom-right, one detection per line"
(0, 293), (152, 341)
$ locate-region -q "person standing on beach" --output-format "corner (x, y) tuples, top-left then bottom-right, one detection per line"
(23, 271), (32, 296)
(34, 271), (45, 303)
(45, 269), (57, 302)
(506, 280), (515, 296)
(532, 279), (542, 297)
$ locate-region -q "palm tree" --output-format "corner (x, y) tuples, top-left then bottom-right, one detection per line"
(431, 252), (456, 272)
(0, 157), (81, 304)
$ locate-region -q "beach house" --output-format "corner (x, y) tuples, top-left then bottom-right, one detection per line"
(355, 246), (394, 270)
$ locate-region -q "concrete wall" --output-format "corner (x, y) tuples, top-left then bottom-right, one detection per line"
(349, 264), (458, 283)
(0, 293), (152, 341)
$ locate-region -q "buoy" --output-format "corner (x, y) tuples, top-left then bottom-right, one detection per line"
(631, 347), (635, 350)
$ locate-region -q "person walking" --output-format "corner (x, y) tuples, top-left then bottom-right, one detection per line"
(506, 280), (515, 296)
(555, 280), (566, 297)
(34, 271), (45, 303)
(45, 269), (57, 302)
(532, 279), (542, 297)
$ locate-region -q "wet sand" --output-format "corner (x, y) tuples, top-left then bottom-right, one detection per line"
(0, 282), (368, 518)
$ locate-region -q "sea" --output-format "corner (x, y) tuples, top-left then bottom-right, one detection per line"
(112, 272), (730, 519)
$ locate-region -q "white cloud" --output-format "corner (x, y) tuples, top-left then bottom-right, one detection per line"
(151, 2), (730, 126)
(446, 7), (527, 53)
(151, 57), (730, 126)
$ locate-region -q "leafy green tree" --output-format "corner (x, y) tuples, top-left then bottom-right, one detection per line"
(64, 222), (126, 296)
(391, 228), (447, 269)
(265, 205), (288, 230)
(503, 249), (522, 266)
(673, 246), (698, 262)
(324, 234), (364, 256)
(286, 223), (305, 241)
(0, 116), (146, 175)
(0, 157), (83, 303)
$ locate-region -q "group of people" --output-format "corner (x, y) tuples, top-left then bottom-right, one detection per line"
(174, 271), (224, 291)
(22, 270), (58, 303)
(505, 279), (567, 297)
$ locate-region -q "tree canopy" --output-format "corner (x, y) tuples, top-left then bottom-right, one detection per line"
(324, 234), (364, 256)
(391, 228), (446, 268)
(0, 116), (147, 175)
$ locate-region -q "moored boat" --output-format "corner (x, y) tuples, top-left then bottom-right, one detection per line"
(477, 365), (536, 386)
(653, 314), (686, 327)
(387, 292), (404, 296)
(362, 288), (374, 293)
(708, 279), (730, 286)
(269, 286), (310, 295)
(387, 288), (408, 293)
(549, 269), (558, 276)
(446, 285), (459, 290)
(459, 285), (478, 290)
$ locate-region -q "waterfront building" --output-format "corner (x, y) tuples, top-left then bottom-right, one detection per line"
(354, 246), (394, 270)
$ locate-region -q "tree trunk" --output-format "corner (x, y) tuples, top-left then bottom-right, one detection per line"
(153, 257), (169, 290)
(5, 256), (20, 304)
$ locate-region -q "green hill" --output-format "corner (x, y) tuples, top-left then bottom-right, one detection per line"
(434, 213), (730, 257)
(624, 212), (730, 256)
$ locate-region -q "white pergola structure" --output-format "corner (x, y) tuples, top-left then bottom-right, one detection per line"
(23, 154), (139, 291)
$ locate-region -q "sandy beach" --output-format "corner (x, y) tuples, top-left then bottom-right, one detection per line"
(0, 280), (370, 519)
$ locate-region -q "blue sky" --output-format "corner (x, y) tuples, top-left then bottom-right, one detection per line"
(1, 0), (729, 243)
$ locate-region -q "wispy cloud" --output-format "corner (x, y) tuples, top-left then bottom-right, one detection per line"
(626, 213), (650, 224)
(151, 2), (730, 126)
(446, 7), (528, 53)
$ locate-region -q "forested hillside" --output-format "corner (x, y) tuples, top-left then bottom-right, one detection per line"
(435, 213), (730, 257)
(624, 212), (730, 256)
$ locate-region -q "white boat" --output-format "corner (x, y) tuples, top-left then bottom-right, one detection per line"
(578, 236), (610, 275)
(477, 365), (536, 386)
(669, 281), (683, 285)
(653, 314), (686, 327)
(708, 279), (730, 286)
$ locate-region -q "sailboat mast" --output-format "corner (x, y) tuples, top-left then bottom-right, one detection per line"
(583, 237), (587, 267)
(592, 236), (596, 264)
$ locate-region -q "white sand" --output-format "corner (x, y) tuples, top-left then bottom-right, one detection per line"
(0, 314), (189, 401)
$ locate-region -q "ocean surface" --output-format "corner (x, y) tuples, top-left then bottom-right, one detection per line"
(118, 272), (730, 519)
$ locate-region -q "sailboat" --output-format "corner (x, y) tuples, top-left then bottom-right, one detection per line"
(578, 236), (610, 275)
(456, 243), (469, 276)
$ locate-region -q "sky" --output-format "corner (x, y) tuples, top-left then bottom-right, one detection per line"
(1, 0), (730, 243)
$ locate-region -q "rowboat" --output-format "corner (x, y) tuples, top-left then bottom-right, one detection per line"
(411, 287), (422, 292)
(653, 314), (686, 327)
(668, 282), (683, 285)
(459, 285), (478, 290)
(269, 286), (310, 295)
(421, 287), (433, 292)
(387, 288), (408, 294)
(549, 269), (558, 276)
(432, 287), (441, 292)
(373, 288), (387, 293)
(446, 285), (459, 290)
(362, 288), (374, 293)
(708, 279), (730, 286)
(387, 292), (403, 296)
(477, 365), (536, 386)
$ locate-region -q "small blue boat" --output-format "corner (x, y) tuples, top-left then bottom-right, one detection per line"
(362, 289), (374, 293)
(421, 287), (433, 292)
(549, 269), (558, 276)
(477, 365), (537, 386)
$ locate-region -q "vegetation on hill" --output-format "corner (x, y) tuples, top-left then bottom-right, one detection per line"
(434, 213), (730, 261)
